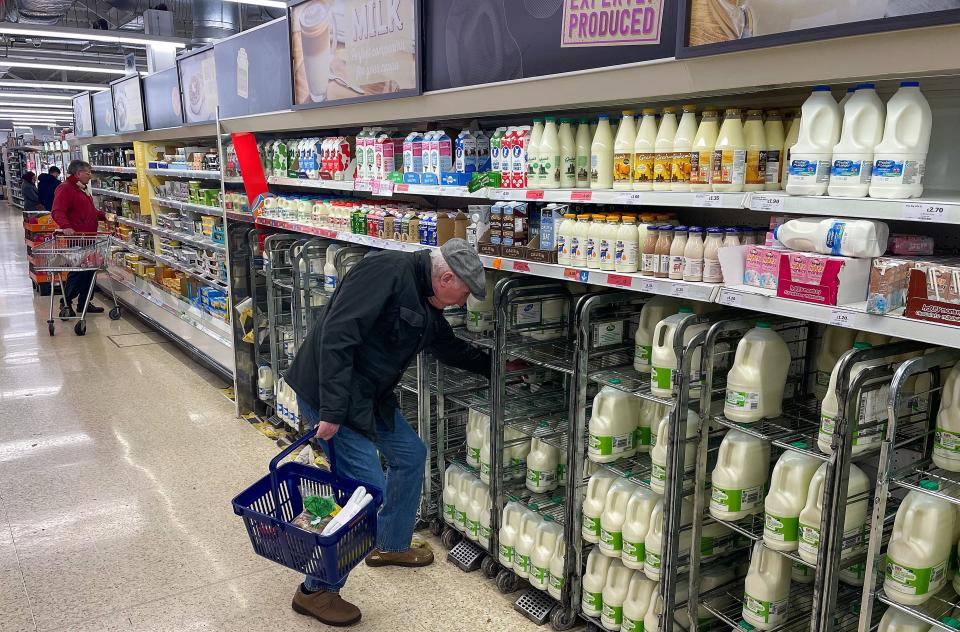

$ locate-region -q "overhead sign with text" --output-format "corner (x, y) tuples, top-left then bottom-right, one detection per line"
(562, 0), (664, 47)
(290, 0), (421, 109)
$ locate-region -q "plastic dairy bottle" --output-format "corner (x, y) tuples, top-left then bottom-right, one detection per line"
(613, 110), (637, 190)
(323, 243), (342, 292)
(505, 425), (531, 481)
(257, 365), (273, 401)
(527, 434), (560, 493)
(576, 118), (592, 188)
(711, 429), (771, 521)
(934, 365), (960, 472)
(454, 471), (476, 532)
(556, 213), (577, 266)
(877, 608), (935, 632)
(586, 214), (606, 270)
(583, 548), (615, 617)
(671, 104), (698, 191)
(527, 119), (544, 189)
(690, 109), (720, 191)
(828, 83), (886, 197)
(599, 478), (639, 558)
(539, 117), (561, 189)
(870, 81), (933, 199)
(798, 462), (870, 566)
(885, 481), (955, 605)
(589, 384), (641, 463)
(442, 464), (463, 525)
(615, 214), (640, 273)
(621, 573), (657, 632)
(651, 307), (709, 398)
(818, 342), (888, 455)
(621, 487), (660, 571)
(583, 469), (619, 542)
(466, 479), (490, 543)
(601, 558), (633, 630)
(764, 110), (786, 190)
(650, 407), (698, 495)
(653, 107), (678, 191)
(530, 515), (562, 590)
(591, 115), (615, 189)
(744, 110), (768, 192)
(633, 108), (658, 191)
(786, 86), (842, 196)
(559, 119), (577, 188)
(513, 506), (541, 578)
(724, 322), (791, 424)
(774, 217), (889, 258)
(634, 297), (682, 372)
(645, 499), (702, 581)
(782, 113), (800, 186)
(466, 293), (494, 333)
(815, 326), (858, 397)
(548, 532), (567, 599)
(479, 422), (492, 483)
(599, 215), (621, 272)
(571, 214), (592, 267)
(668, 226), (688, 281)
(683, 226), (705, 282)
(742, 542), (792, 629)
(839, 86), (856, 111)
(466, 408), (487, 468)
(712, 108), (747, 192)
(498, 499), (525, 566)
(763, 446), (821, 551)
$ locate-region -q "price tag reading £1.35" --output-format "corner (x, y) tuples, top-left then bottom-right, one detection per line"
(695, 192), (723, 208)
(902, 202), (948, 222)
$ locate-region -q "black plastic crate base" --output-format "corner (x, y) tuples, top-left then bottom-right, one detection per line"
(514, 588), (556, 625)
(447, 538), (485, 571)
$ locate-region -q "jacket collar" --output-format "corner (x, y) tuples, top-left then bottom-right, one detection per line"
(414, 250), (435, 300)
(68, 174), (84, 190)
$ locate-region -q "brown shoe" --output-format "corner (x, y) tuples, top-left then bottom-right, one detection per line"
(365, 545), (435, 568)
(291, 586), (361, 627)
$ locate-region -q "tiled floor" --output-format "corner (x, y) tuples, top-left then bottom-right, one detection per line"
(0, 206), (551, 632)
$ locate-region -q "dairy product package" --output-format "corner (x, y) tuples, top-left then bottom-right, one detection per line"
(888, 234), (935, 256)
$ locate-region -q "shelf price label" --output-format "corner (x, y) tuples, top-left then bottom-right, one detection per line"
(564, 268), (589, 282)
(394, 183), (410, 193)
(525, 189), (545, 200)
(606, 273), (633, 288)
(751, 194), (785, 211)
(670, 284), (688, 297)
(354, 179), (372, 192)
(718, 290), (741, 307)
(492, 258), (504, 270)
(618, 192), (643, 204)
(639, 279), (656, 293)
(371, 180), (394, 197)
(902, 202), (948, 222)
(570, 190), (593, 201)
(694, 193), (723, 208)
(491, 189), (513, 200)
(829, 309), (858, 328)
(512, 261), (530, 272)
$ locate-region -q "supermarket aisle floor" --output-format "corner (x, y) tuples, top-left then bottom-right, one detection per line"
(0, 206), (549, 632)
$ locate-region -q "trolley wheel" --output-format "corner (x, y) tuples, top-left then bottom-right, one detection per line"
(480, 555), (499, 579)
(550, 607), (578, 631)
(108, 306), (122, 320)
(441, 527), (461, 550)
(48, 322), (55, 336)
(74, 320), (86, 336)
(495, 568), (520, 594)
(429, 517), (444, 537)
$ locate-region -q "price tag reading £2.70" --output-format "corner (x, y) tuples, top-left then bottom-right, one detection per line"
(902, 202), (948, 222)
(695, 192), (723, 208)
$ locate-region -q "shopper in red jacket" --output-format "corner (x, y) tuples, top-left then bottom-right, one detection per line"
(51, 160), (107, 315)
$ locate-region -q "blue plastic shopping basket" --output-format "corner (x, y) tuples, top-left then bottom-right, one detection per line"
(232, 432), (383, 584)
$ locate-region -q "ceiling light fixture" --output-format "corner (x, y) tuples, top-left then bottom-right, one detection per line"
(0, 23), (189, 48)
(223, 0), (288, 9)
(0, 92), (74, 101)
(0, 102), (73, 109)
(0, 60), (130, 75)
(0, 79), (107, 91)
(0, 107), (76, 114)
(0, 112), (74, 119)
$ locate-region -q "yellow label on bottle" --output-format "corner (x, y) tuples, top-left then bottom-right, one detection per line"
(671, 152), (691, 184)
(745, 149), (766, 185)
(633, 153), (655, 183)
(613, 152), (633, 183)
(653, 153), (672, 183)
(690, 150), (712, 185)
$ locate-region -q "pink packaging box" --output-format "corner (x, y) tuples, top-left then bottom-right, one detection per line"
(743, 246), (785, 290)
(776, 251), (872, 306)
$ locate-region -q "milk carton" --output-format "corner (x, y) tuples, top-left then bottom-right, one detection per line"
(455, 129), (476, 174)
(435, 130), (453, 176)
(511, 126), (531, 189)
(724, 322), (792, 424)
(710, 429), (771, 521)
(500, 127), (515, 186)
(490, 127), (507, 172)
(742, 542), (792, 629)
(403, 131), (424, 174)
(599, 478), (639, 558)
(474, 129), (491, 172)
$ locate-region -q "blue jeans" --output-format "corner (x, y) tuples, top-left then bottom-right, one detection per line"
(298, 397), (426, 593)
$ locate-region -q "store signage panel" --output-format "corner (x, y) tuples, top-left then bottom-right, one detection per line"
(92, 89), (116, 136)
(177, 47), (218, 124)
(289, 0), (421, 109)
(215, 17), (293, 118)
(110, 75), (146, 134)
(679, 0), (960, 58)
(424, 0), (676, 91)
(143, 66), (184, 130)
(73, 92), (93, 138)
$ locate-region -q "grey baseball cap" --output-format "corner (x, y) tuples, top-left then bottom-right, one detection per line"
(440, 238), (486, 299)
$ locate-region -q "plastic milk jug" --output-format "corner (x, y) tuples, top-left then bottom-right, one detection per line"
(479, 422), (492, 483)
(257, 365), (273, 401)
(621, 573), (657, 632)
(742, 542), (792, 629)
(600, 478), (639, 558)
(816, 326), (858, 396)
(587, 214), (606, 270)
(527, 119), (544, 189)
(878, 608), (936, 632)
(539, 117), (562, 189)
(711, 429), (771, 521)
(591, 115), (615, 189)
(571, 214), (592, 267)
(744, 110), (768, 192)
(576, 118), (592, 188)
(530, 515), (562, 590)
(616, 214), (640, 273)
(514, 507), (541, 578)
(601, 558), (633, 630)
(712, 108), (747, 192)
(671, 104), (698, 192)
(559, 119), (577, 188)
(621, 487), (660, 571)
(934, 365), (960, 472)
(548, 532), (567, 599)
(499, 499), (525, 567)
(599, 215), (621, 272)
(637, 399), (664, 454)
(527, 433), (560, 493)
(583, 548), (616, 617)
(633, 108), (658, 191)
(505, 425), (531, 481)
(884, 481), (955, 605)
(323, 243), (342, 292)
(556, 213), (577, 266)
(798, 462), (869, 566)
(724, 322), (791, 424)
(589, 385), (642, 463)
(828, 83), (886, 197)
(839, 86), (856, 111)
(651, 308), (708, 398)
(774, 217), (889, 258)
(634, 296), (681, 373)
(763, 446), (821, 551)
(613, 110), (637, 190)
(781, 113), (800, 185)
(466, 293), (495, 334)
(644, 499), (685, 582)
(443, 465), (464, 526)
(818, 343), (888, 455)
(467, 480), (491, 544)
(764, 110), (786, 190)
(583, 469), (619, 542)
(786, 85), (841, 196)
(691, 109), (720, 191)
(466, 408), (488, 469)
(653, 107), (678, 191)
(651, 407), (698, 495)
(869, 81), (933, 199)
(455, 470), (475, 532)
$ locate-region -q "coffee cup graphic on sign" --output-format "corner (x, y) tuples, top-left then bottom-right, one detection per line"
(299, 1), (335, 102)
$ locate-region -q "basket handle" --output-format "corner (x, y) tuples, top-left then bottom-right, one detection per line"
(268, 431), (315, 520)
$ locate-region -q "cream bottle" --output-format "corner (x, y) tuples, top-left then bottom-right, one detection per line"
(559, 118), (577, 188)
(556, 213), (577, 266)
(599, 214), (620, 272)
(613, 110), (637, 191)
(764, 110), (786, 190)
(571, 214), (591, 268)
(668, 226), (688, 280)
(586, 214), (605, 270)
(591, 115), (615, 189)
(654, 226), (673, 279)
(653, 107), (678, 191)
(744, 110), (768, 192)
(641, 225), (660, 276)
(539, 116), (561, 189)
(615, 214), (640, 273)
(671, 104), (697, 192)
(702, 227), (725, 283)
(683, 226), (705, 282)
(690, 109), (720, 191)
(632, 108), (658, 191)
(712, 108), (747, 192)
(575, 118), (592, 188)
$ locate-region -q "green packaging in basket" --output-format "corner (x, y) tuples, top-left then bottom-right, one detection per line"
(292, 495), (340, 534)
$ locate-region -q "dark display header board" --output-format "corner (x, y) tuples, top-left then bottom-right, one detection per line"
(143, 66), (184, 130)
(215, 17), (293, 119)
(679, 1), (960, 58)
(73, 92), (93, 138)
(289, 0), (421, 109)
(92, 89), (116, 136)
(110, 75), (146, 133)
(423, 0), (676, 91)
(177, 46), (218, 124)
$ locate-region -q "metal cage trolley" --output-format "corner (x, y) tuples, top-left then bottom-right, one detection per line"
(33, 231), (121, 336)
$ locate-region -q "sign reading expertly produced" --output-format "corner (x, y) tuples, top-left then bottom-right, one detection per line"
(562, 0), (664, 47)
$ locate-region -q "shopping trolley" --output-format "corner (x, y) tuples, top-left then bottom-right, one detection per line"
(33, 232), (121, 336)
(232, 432), (383, 583)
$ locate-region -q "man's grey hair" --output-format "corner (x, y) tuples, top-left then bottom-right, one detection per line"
(67, 159), (92, 176)
(430, 249), (468, 289)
